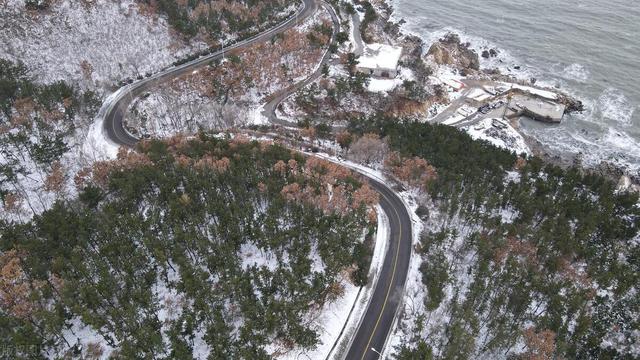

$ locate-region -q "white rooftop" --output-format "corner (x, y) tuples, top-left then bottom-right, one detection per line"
(357, 43), (402, 71)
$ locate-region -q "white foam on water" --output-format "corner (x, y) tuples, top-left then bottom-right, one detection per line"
(602, 128), (640, 160)
(598, 88), (636, 126)
(392, 18), (553, 89)
(520, 120), (640, 177)
(560, 63), (591, 83)
(422, 27), (531, 74)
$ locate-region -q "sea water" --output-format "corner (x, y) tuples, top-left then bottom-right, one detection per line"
(392, 0), (640, 176)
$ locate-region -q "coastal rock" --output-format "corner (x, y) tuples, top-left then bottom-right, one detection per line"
(595, 161), (625, 180)
(557, 94), (585, 113)
(402, 35), (424, 61)
(401, 35), (433, 83)
(426, 42), (454, 65)
(482, 48), (498, 59)
(426, 33), (480, 72)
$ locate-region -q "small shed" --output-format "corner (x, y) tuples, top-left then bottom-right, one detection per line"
(356, 44), (403, 78)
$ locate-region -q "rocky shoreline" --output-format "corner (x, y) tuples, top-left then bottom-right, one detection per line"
(378, 3), (638, 191)
(513, 120), (639, 189)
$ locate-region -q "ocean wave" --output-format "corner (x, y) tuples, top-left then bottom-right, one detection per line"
(404, 24), (558, 89)
(387, 6), (523, 77)
(559, 63), (590, 83)
(520, 123), (640, 176)
(603, 128), (640, 158)
(598, 88), (635, 126)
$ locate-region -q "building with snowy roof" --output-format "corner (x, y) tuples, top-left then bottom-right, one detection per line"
(356, 43), (403, 78)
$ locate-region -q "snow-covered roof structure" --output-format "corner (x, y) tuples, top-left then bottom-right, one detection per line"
(357, 43), (403, 78)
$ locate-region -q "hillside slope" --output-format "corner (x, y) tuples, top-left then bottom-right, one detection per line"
(0, 136), (379, 358)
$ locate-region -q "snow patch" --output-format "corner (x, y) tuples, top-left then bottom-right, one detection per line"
(82, 116), (120, 161)
(499, 82), (558, 101)
(464, 118), (531, 155)
(358, 43), (403, 72)
(368, 77), (401, 92)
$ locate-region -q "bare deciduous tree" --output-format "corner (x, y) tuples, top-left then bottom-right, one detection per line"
(523, 327), (556, 360)
(348, 133), (389, 166)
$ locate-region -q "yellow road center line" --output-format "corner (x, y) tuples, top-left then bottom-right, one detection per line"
(359, 189), (403, 360)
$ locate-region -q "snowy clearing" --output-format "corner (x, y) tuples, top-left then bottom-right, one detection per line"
(464, 118), (531, 155)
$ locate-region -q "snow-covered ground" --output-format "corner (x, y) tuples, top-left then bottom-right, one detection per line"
(466, 88), (492, 102)
(125, 6), (331, 138)
(126, 88), (256, 138)
(0, 0), (306, 220)
(368, 77), (401, 93)
(367, 67), (414, 93)
(390, 208), (482, 357)
(15, 128), (395, 358)
(382, 188), (535, 359)
(428, 65), (466, 101)
(441, 104), (476, 125)
(358, 43), (403, 74)
(464, 118), (531, 155)
(499, 82), (558, 101)
(344, 10), (362, 55)
(0, 0), (207, 91)
(0, 110), (123, 222)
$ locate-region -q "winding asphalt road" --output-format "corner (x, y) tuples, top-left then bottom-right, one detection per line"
(101, 0), (319, 146)
(262, 0), (341, 126)
(98, 1), (413, 359)
(345, 174), (412, 360)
